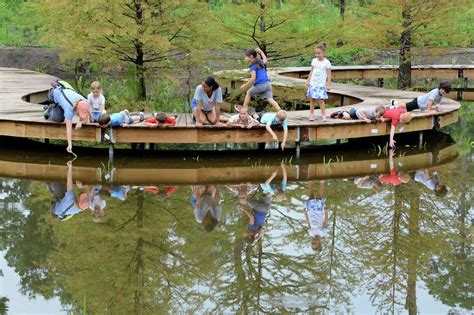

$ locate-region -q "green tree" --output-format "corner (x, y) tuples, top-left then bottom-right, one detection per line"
(348, 0), (472, 89)
(39, 0), (208, 101)
(215, 0), (335, 59)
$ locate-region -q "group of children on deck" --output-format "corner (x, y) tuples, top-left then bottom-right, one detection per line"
(45, 43), (452, 153)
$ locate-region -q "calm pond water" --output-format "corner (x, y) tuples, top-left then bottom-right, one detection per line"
(0, 123), (472, 313)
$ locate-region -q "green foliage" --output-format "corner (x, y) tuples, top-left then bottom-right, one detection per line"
(0, 297), (8, 315)
(0, 1), (43, 47)
(443, 102), (474, 156)
(215, 0), (337, 59)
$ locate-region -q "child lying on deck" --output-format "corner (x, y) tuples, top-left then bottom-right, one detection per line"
(98, 110), (144, 128)
(144, 112), (177, 127)
(226, 107), (260, 128)
(330, 106), (386, 123)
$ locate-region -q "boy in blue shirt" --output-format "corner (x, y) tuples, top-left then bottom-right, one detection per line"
(258, 110), (288, 150)
(98, 109), (144, 127)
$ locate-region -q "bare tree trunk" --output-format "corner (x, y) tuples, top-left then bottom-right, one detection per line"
(339, 0), (345, 20)
(398, 5), (412, 89)
(259, 1), (267, 55)
(405, 186), (420, 315)
(134, 1), (147, 101)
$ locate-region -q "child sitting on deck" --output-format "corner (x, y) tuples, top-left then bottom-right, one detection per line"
(87, 81), (106, 122)
(380, 104), (413, 148)
(330, 106), (386, 123)
(98, 110), (144, 128)
(144, 112), (177, 127)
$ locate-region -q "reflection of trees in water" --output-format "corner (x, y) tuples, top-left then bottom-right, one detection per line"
(0, 180), (55, 299)
(424, 154), (474, 311)
(0, 164), (472, 312)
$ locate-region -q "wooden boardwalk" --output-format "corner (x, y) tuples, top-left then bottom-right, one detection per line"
(0, 66), (467, 146)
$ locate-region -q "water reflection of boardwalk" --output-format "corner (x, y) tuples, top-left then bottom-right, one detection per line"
(0, 67), (463, 146)
(0, 137), (457, 185)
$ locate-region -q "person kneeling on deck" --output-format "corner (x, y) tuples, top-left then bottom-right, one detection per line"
(258, 110), (288, 151)
(191, 77), (223, 126)
(46, 81), (92, 153)
(226, 107), (260, 128)
(98, 110), (144, 128)
(380, 104), (412, 148)
(330, 106), (386, 123)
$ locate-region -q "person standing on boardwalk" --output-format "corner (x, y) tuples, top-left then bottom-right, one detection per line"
(46, 81), (92, 153)
(305, 43), (332, 122)
(240, 48), (281, 111)
(191, 77), (223, 126)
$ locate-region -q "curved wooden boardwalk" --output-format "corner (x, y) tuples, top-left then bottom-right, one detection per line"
(0, 65), (468, 146)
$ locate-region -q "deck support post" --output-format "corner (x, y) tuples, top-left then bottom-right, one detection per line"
(108, 128), (115, 163)
(457, 69), (468, 101)
(295, 127), (301, 158)
(418, 131), (424, 149)
(149, 143), (155, 151)
(109, 144), (114, 162)
(44, 138), (49, 145)
(377, 78), (384, 88)
(295, 141), (301, 159)
(258, 143), (266, 151)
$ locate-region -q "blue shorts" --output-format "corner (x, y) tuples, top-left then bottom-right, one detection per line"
(306, 86), (328, 100)
(92, 111), (103, 122)
(190, 99), (198, 110)
(348, 108), (358, 119)
(190, 99), (214, 113)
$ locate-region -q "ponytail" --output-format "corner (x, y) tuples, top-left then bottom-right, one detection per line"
(245, 48), (263, 69)
(315, 42), (327, 52)
(204, 76), (220, 91)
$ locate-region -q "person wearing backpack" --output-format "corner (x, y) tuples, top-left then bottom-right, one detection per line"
(46, 80), (92, 153)
(48, 160), (90, 221)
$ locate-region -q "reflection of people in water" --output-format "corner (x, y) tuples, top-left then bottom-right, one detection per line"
(379, 149), (411, 186)
(414, 169), (447, 196)
(226, 183), (259, 205)
(304, 180), (328, 252)
(354, 175), (383, 191)
(192, 185), (222, 232)
(89, 185), (107, 222)
(142, 186), (177, 198)
(239, 165), (286, 243)
(240, 192), (270, 243)
(259, 161), (287, 201)
(47, 161), (90, 221)
(110, 185), (131, 201)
